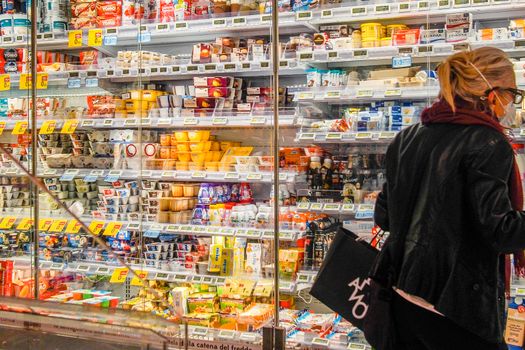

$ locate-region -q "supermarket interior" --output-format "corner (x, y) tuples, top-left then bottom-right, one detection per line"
(1, 0), (525, 348)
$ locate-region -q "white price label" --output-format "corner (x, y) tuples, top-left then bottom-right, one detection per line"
(157, 118), (172, 126)
(174, 22), (188, 30)
(295, 11), (313, 21)
(156, 23), (170, 32)
(299, 133), (315, 140)
(212, 18), (228, 27)
(183, 117), (198, 125)
(247, 173), (263, 180)
(342, 204), (355, 212)
(310, 203), (323, 211)
(355, 132), (372, 139)
(212, 117), (227, 125)
(297, 92), (314, 100)
(356, 89), (374, 98)
(326, 133), (343, 140)
(324, 90), (341, 99)
(297, 202), (310, 210)
(232, 16), (247, 26)
(321, 9), (333, 17)
(250, 117), (266, 125)
(380, 131), (396, 139)
(191, 171), (206, 178)
(224, 172), (239, 180)
(384, 89), (402, 97)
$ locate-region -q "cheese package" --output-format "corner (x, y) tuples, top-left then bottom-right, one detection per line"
(445, 13), (472, 30)
(446, 28), (470, 43)
(420, 29), (446, 44)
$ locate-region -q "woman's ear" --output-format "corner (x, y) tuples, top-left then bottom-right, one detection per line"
(488, 91), (504, 118)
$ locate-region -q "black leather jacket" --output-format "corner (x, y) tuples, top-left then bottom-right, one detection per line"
(371, 122), (525, 343)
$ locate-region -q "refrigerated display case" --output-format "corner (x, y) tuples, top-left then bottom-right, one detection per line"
(1, 0), (525, 348)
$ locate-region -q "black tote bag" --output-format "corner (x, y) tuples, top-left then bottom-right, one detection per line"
(309, 226), (378, 329)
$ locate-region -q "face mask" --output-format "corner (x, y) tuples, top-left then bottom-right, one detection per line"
(499, 101), (517, 128)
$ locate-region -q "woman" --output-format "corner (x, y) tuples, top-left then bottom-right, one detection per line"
(371, 46), (525, 349)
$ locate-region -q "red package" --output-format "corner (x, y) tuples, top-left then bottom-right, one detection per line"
(70, 17), (97, 29)
(96, 0), (122, 16)
(71, 2), (97, 17)
(0, 261), (14, 297)
(96, 16), (122, 27)
(159, 0), (174, 22)
(79, 50), (99, 66)
(392, 29), (421, 46)
(87, 95), (116, 116)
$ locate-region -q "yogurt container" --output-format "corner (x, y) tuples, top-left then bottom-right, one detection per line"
(12, 14), (30, 36)
(0, 14), (13, 36)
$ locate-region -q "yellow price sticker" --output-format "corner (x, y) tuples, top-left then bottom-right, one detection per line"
(88, 220), (105, 235)
(17, 218), (33, 231)
(19, 73), (31, 90)
(38, 218), (54, 231)
(60, 119), (78, 134)
(65, 220), (82, 234)
(130, 270), (149, 287)
(103, 222), (123, 236)
(12, 121), (28, 135)
(0, 121), (6, 136)
(48, 219), (67, 233)
(36, 73), (48, 90)
(110, 268), (129, 284)
(88, 29), (103, 46)
(0, 216), (16, 230)
(0, 74), (10, 91)
(68, 30), (83, 47)
(39, 120), (56, 134)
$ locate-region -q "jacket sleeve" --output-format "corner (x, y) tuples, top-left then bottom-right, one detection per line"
(467, 138), (525, 253)
(374, 181), (389, 231)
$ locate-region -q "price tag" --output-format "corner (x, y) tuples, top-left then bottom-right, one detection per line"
(312, 338), (330, 347)
(417, 0), (429, 9)
(16, 218), (33, 231)
(342, 204), (355, 212)
(232, 16), (247, 26)
(0, 121), (6, 136)
(0, 216), (16, 229)
(356, 132), (372, 139)
(102, 119), (114, 127)
(379, 131), (396, 139)
(310, 203), (323, 211)
(326, 133), (342, 140)
(110, 268), (129, 283)
(247, 173), (263, 180)
(224, 172), (239, 180)
(161, 171), (175, 178)
(223, 63), (237, 71)
(297, 92), (314, 100)
(353, 49), (368, 58)
(39, 120), (56, 134)
(84, 169), (104, 182)
(103, 222), (123, 236)
(212, 18), (227, 27)
(356, 89), (374, 98)
(38, 218), (53, 231)
(88, 221), (105, 235)
(96, 267), (110, 274)
(398, 2), (410, 11)
(19, 73), (31, 89)
(191, 171), (206, 179)
(37, 73), (48, 90)
(438, 0), (451, 7)
(418, 45), (434, 54)
(48, 219), (67, 233)
(103, 35), (117, 45)
(375, 4), (390, 13)
(68, 30), (83, 47)
(192, 327), (209, 337)
(250, 116), (266, 125)
(59, 169), (79, 181)
(43, 169), (57, 176)
(218, 330), (236, 340)
(156, 23), (170, 32)
(299, 133), (315, 140)
(183, 117), (198, 125)
(138, 31), (151, 43)
(130, 270), (149, 286)
(240, 332), (257, 343)
(392, 55), (412, 68)
(12, 121), (28, 135)
(321, 9), (333, 17)
(260, 14), (272, 23)
(324, 90), (341, 99)
(347, 344), (366, 350)
(174, 274), (188, 282)
(351, 6), (367, 15)
(453, 0), (470, 5)
(279, 60), (289, 68)
(297, 202), (310, 210)
(67, 78), (81, 89)
(384, 89), (402, 97)
(0, 74), (10, 91)
(50, 263), (64, 271)
(76, 265), (90, 272)
(324, 203), (341, 211)
(472, 0), (489, 4)
(88, 29), (103, 46)
(155, 272), (171, 281)
(65, 220), (82, 234)
(144, 229), (160, 238)
(212, 117), (227, 125)
(104, 170), (122, 182)
(175, 22), (188, 30)
(124, 119), (137, 126)
(295, 11), (312, 20)
(81, 120), (95, 127)
(298, 52), (313, 61)
(61, 119), (79, 134)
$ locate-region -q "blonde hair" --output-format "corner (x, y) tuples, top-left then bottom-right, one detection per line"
(437, 47), (516, 111)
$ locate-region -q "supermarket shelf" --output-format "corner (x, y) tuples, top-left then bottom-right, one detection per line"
(294, 86), (439, 103)
(0, 168), (302, 183)
(309, 0), (525, 26)
(297, 202), (375, 219)
(295, 130), (397, 143)
(2, 114), (298, 130)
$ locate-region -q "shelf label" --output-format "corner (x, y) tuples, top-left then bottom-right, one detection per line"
(59, 169), (79, 182)
(76, 265), (90, 272)
(124, 119), (137, 126)
(384, 89), (402, 97)
(224, 172), (239, 180)
(295, 11), (312, 20)
(103, 222), (123, 236)
(65, 220), (82, 234)
(37, 73), (48, 89)
(175, 22), (188, 30)
(297, 202), (310, 210)
(110, 268), (129, 283)
(454, 0), (470, 5)
(88, 29), (103, 46)
(96, 267), (110, 274)
(298, 52), (313, 61)
(212, 117), (227, 125)
(191, 171), (206, 179)
(103, 35), (117, 45)
(61, 119), (79, 134)
(342, 204), (355, 212)
(351, 6), (367, 15)
(130, 270), (149, 286)
(161, 171), (175, 178)
(247, 173), (263, 180)
(398, 2), (410, 11)
(356, 89), (374, 98)
(88, 221), (105, 235)
(212, 18), (227, 27)
(324, 203), (341, 211)
(438, 0), (451, 6)
(310, 203), (323, 211)
(375, 4), (390, 13)
(312, 338), (330, 347)
(326, 133), (342, 140)
(38, 218), (53, 231)
(16, 218), (33, 231)
(155, 272), (171, 281)
(183, 117), (198, 125)
(250, 116), (266, 125)
(0, 216), (16, 230)
(19, 73), (31, 90)
(0, 121), (5, 135)
(348, 343), (367, 349)
(260, 14), (272, 23)
(39, 120), (56, 134)
(68, 30), (83, 47)
(0, 74), (10, 91)
(392, 55), (412, 68)
(68, 78), (81, 89)
(49, 219), (67, 233)
(324, 90), (341, 99)
(297, 92), (314, 100)
(81, 120), (95, 127)
(138, 31), (151, 43)
(12, 121), (28, 135)
(299, 133), (315, 140)
(417, 1), (429, 9)
(321, 9), (333, 17)
(380, 131), (396, 139)
(223, 63), (236, 71)
(156, 23), (170, 32)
